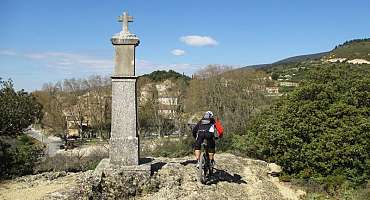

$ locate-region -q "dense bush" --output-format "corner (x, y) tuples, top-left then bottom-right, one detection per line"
(0, 79), (43, 136)
(0, 135), (43, 179)
(236, 64), (370, 186)
(142, 133), (234, 158)
(0, 79), (44, 179)
(141, 70), (190, 82)
(147, 136), (194, 158)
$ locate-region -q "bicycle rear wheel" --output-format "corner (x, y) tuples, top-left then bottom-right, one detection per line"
(198, 153), (207, 184)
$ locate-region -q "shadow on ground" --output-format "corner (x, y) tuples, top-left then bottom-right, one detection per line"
(140, 157), (154, 164)
(181, 159), (246, 185)
(151, 162), (166, 175)
(180, 160), (197, 166)
(207, 168), (247, 185)
(141, 158), (247, 185)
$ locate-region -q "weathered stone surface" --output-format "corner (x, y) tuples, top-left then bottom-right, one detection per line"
(110, 77), (140, 166)
(110, 11), (141, 167)
(111, 37), (139, 45)
(268, 163), (283, 176)
(72, 159), (152, 199)
(111, 78), (137, 139)
(110, 137), (139, 165)
(112, 44), (137, 76)
(0, 154), (307, 200)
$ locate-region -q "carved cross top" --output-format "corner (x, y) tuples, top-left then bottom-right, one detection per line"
(118, 12), (133, 33)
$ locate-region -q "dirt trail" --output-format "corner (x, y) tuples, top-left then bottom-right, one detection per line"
(0, 172), (81, 200)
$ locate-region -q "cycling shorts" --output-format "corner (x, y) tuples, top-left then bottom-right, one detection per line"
(194, 131), (215, 153)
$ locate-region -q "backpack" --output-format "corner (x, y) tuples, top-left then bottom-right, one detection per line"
(214, 118), (224, 138)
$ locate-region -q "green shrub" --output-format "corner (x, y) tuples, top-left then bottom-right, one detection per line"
(147, 136), (194, 158)
(0, 79), (43, 136)
(236, 64), (370, 188)
(0, 135), (43, 179)
(146, 133), (234, 158)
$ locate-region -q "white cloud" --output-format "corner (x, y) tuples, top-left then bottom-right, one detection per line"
(23, 51), (113, 70)
(0, 49), (17, 56)
(136, 59), (155, 68)
(171, 49), (186, 56)
(180, 35), (218, 47)
(1, 48), (223, 78)
(24, 53), (48, 59)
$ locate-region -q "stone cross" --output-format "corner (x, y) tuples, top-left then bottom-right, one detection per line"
(118, 12), (133, 34)
(110, 11), (141, 166)
(92, 11), (149, 183)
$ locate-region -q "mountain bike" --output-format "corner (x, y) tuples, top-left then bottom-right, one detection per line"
(198, 139), (213, 184)
(188, 122), (214, 184)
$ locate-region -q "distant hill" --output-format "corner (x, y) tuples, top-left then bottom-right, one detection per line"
(140, 70), (191, 82)
(238, 38), (370, 72)
(272, 52), (329, 64)
(327, 38), (370, 60)
(238, 52), (329, 71)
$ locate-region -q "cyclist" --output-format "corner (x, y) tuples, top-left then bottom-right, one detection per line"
(192, 111), (216, 167)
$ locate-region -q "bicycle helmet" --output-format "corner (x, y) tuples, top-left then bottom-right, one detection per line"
(203, 111), (213, 119)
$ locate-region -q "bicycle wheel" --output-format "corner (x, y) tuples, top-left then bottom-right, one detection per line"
(198, 153), (207, 184)
(209, 162), (213, 176)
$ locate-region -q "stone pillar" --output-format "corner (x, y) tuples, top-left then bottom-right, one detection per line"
(109, 12), (140, 166)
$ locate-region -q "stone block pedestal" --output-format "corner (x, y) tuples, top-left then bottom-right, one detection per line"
(110, 77), (140, 166)
(95, 159), (151, 177)
(110, 137), (139, 166)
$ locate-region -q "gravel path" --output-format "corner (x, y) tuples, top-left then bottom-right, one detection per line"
(27, 128), (63, 156)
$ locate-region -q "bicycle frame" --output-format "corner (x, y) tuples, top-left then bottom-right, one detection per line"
(198, 139), (213, 184)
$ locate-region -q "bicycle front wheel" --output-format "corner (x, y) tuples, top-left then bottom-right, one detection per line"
(198, 153), (207, 184)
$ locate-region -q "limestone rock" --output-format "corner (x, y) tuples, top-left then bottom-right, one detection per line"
(0, 154), (306, 200)
(268, 163), (283, 176)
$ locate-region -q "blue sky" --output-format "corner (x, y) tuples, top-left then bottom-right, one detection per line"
(1, 0), (369, 91)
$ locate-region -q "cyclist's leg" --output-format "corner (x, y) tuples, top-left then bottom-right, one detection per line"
(208, 138), (216, 162)
(194, 132), (204, 161)
(195, 150), (201, 160)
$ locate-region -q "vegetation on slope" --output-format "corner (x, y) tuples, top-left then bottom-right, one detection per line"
(233, 63), (370, 195)
(0, 79), (44, 179)
(0, 79), (43, 136)
(330, 38), (370, 60)
(141, 69), (190, 82)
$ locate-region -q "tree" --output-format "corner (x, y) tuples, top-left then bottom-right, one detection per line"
(33, 83), (66, 136)
(0, 79), (43, 179)
(239, 63), (370, 185)
(35, 75), (112, 138)
(0, 79), (43, 136)
(185, 66), (273, 135)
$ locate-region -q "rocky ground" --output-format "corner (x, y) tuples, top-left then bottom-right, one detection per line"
(0, 153), (306, 200)
(0, 172), (83, 200)
(138, 153), (305, 200)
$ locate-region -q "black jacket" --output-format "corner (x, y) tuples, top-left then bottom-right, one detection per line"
(192, 117), (215, 138)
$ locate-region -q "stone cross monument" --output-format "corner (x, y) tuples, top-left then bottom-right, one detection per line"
(110, 11), (140, 166)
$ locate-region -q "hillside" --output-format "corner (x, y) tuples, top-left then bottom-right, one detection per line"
(239, 38), (370, 72)
(235, 38), (370, 94)
(273, 52), (329, 65)
(140, 70), (191, 82)
(328, 38), (370, 61)
(265, 39), (370, 80)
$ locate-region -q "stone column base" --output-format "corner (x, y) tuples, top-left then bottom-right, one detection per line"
(89, 158), (152, 198)
(110, 137), (139, 166)
(95, 158), (151, 177)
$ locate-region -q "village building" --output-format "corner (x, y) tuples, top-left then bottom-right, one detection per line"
(64, 91), (111, 138)
(279, 81), (299, 87)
